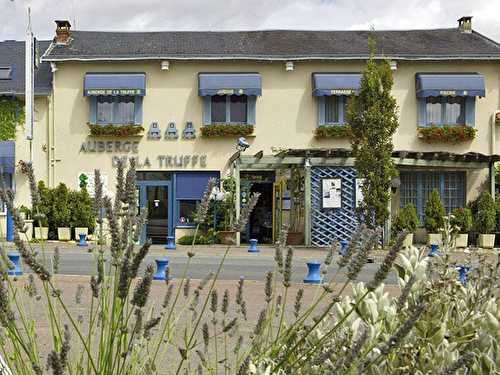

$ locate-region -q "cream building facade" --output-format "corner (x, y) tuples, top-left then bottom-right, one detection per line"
(5, 17), (500, 246)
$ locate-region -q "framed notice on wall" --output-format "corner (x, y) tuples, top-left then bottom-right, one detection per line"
(355, 178), (365, 207)
(321, 178), (342, 208)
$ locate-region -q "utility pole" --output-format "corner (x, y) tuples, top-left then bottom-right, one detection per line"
(25, 7), (34, 162)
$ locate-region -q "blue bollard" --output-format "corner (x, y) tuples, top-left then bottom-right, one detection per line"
(304, 261), (322, 284)
(248, 239), (259, 253)
(154, 258), (170, 280)
(428, 244), (439, 257)
(77, 233), (88, 247)
(165, 236), (176, 250)
(456, 265), (470, 286)
(339, 239), (348, 256)
(6, 209), (13, 242)
(7, 252), (22, 276)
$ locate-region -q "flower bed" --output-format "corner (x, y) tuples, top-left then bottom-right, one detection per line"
(88, 123), (144, 137)
(314, 125), (352, 138)
(201, 124), (254, 137)
(418, 126), (476, 144)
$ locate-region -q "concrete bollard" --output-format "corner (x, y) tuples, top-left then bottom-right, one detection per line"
(154, 258), (170, 280)
(7, 252), (22, 276)
(77, 233), (88, 247)
(303, 261), (322, 284)
(165, 236), (176, 250)
(248, 239), (259, 253)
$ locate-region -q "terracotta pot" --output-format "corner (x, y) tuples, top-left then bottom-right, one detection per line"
(455, 233), (468, 248)
(217, 231), (236, 245)
(478, 234), (495, 249)
(34, 227), (49, 240)
(286, 232), (304, 246)
(57, 227), (71, 241)
(427, 233), (442, 246)
(403, 233), (413, 247)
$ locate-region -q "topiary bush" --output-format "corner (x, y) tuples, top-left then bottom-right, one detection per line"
(392, 203), (419, 236)
(451, 207), (473, 233)
(475, 191), (496, 234)
(424, 189), (445, 233)
(69, 187), (96, 233)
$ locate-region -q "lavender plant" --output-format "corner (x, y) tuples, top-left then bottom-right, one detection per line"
(0, 161), (497, 375)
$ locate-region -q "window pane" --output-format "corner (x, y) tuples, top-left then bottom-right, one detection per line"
(426, 97), (441, 125)
(211, 95), (226, 123)
(444, 97), (465, 125)
(97, 96), (135, 124)
(229, 95), (247, 123)
(178, 200), (199, 225)
(325, 96), (339, 123)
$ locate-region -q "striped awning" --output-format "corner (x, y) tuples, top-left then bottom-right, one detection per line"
(198, 73), (262, 96)
(83, 73), (146, 96)
(312, 73), (362, 96)
(416, 73), (485, 97)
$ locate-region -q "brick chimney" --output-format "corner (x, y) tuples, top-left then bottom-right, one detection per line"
(54, 20), (71, 44)
(458, 16), (472, 33)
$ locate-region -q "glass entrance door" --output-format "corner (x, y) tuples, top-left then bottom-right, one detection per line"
(139, 182), (172, 244)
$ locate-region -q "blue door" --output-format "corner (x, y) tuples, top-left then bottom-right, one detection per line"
(138, 181), (173, 244)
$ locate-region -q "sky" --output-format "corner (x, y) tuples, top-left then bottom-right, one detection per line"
(1, 0), (499, 43)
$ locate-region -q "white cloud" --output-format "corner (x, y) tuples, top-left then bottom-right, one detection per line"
(0, 0), (499, 42)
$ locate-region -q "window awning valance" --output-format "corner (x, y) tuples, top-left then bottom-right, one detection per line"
(198, 73), (262, 96)
(415, 73), (485, 98)
(0, 141), (15, 174)
(83, 73), (146, 96)
(312, 73), (362, 96)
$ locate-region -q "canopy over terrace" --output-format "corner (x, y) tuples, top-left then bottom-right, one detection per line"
(231, 148), (499, 246)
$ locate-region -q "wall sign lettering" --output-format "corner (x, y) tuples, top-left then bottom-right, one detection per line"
(111, 155), (207, 169)
(80, 140), (139, 153)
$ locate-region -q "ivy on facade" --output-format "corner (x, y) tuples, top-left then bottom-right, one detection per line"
(346, 39), (399, 228)
(0, 97), (23, 141)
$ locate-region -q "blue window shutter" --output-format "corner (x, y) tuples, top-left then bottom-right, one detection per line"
(134, 96), (143, 125)
(338, 96), (345, 124)
(247, 96), (256, 125)
(89, 97), (97, 124)
(417, 98), (427, 126)
(318, 97), (326, 126)
(465, 97), (475, 127)
(202, 97), (211, 125)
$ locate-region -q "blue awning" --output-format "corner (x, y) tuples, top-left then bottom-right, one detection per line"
(84, 73), (146, 96)
(175, 172), (220, 200)
(198, 73), (262, 96)
(0, 141), (15, 174)
(416, 73), (485, 97)
(312, 73), (362, 96)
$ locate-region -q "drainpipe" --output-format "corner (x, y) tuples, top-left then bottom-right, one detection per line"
(491, 115), (496, 200)
(304, 158), (312, 246)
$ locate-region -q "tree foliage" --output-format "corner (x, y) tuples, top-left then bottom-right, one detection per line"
(423, 189), (445, 232)
(475, 191), (496, 234)
(0, 97), (23, 141)
(346, 39), (399, 228)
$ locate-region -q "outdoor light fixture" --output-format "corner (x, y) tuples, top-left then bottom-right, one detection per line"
(161, 60), (170, 71)
(50, 62), (57, 72)
(390, 60), (398, 71)
(236, 137), (250, 152)
(495, 110), (500, 125)
(285, 61), (294, 71)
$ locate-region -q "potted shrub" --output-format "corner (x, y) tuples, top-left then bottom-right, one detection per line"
(33, 181), (50, 240)
(18, 205), (34, 240)
(53, 183), (71, 241)
(424, 189), (445, 245)
(287, 166), (305, 245)
(392, 203), (419, 247)
(451, 207), (472, 248)
(216, 176), (237, 245)
(475, 191), (496, 249)
(70, 184), (96, 240)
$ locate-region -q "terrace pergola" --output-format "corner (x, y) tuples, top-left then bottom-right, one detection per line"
(230, 148), (499, 246)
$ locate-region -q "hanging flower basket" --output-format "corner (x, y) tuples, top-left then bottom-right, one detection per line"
(201, 124), (254, 137)
(314, 125), (352, 138)
(88, 123), (144, 137)
(418, 126), (476, 144)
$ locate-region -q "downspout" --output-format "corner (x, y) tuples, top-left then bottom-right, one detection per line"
(49, 62), (57, 188)
(491, 114), (496, 200)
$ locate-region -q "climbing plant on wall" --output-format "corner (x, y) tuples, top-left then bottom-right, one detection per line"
(0, 98), (23, 141)
(346, 38), (399, 228)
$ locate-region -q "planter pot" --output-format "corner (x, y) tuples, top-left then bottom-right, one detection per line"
(217, 231), (236, 245)
(24, 220), (34, 241)
(58, 227), (71, 241)
(403, 233), (414, 247)
(427, 233), (442, 246)
(74, 227), (89, 239)
(286, 232), (304, 246)
(478, 234), (495, 249)
(455, 233), (468, 248)
(34, 227), (49, 240)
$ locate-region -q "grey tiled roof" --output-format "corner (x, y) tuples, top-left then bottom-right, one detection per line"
(43, 28), (500, 61)
(0, 40), (52, 96)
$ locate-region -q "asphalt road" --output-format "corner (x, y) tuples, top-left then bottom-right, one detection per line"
(20, 251), (399, 285)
